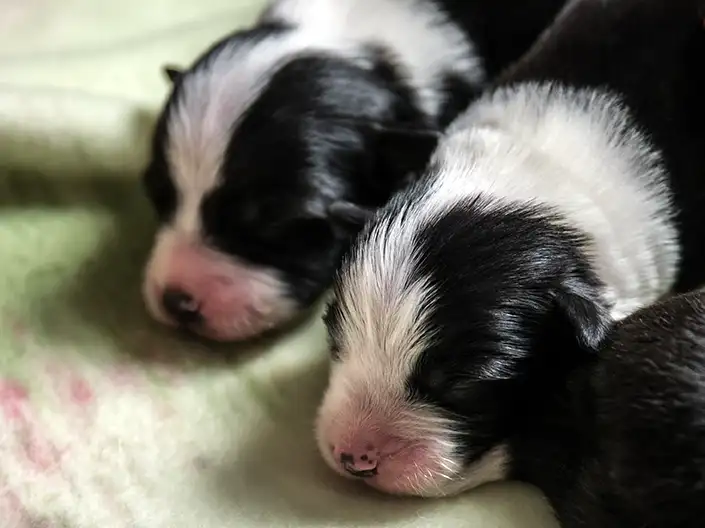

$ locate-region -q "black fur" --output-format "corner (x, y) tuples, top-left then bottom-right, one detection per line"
(438, 0), (569, 79)
(511, 291), (705, 527)
(199, 52), (433, 305)
(143, 23), (291, 225)
(394, 198), (610, 465)
(433, 0), (570, 126)
(143, 0), (568, 328)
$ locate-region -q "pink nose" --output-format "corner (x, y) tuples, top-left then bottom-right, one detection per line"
(333, 445), (380, 478)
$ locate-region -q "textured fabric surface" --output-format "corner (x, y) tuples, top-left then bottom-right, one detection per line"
(0, 1), (558, 526)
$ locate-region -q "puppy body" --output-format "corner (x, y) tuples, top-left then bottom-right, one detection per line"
(141, 0), (567, 341)
(317, 0), (705, 500)
(512, 291), (705, 527)
(498, 0), (705, 294)
(400, 83), (677, 321)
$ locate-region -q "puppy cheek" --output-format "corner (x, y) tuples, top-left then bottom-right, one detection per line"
(196, 276), (285, 340)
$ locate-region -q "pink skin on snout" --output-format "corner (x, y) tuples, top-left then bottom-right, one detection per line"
(321, 418), (447, 495)
(315, 381), (467, 497)
(143, 230), (296, 341)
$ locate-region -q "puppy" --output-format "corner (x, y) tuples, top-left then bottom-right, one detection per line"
(140, 0), (568, 341)
(316, 0), (705, 498)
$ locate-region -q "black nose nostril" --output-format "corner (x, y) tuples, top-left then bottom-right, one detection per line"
(161, 288), (202, 325)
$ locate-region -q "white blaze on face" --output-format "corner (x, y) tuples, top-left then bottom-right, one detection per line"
(164, 0), (483, 240)
(316, 353), (511, 496)
(315, 205), (509, 496)
(142, 32), (303, 340)
(142, 31), (322, 341)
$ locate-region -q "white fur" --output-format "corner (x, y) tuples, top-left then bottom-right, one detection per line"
(316, 353), (509, 495)
(322, 82), (678, 496)
(428, 83), (678, 318)
(263, 0), (483, 116)
(143, 227), (296, 341)
(444, 444), (509, 496)
(342, 83), (677, 330)
(166, 0), (482, 236)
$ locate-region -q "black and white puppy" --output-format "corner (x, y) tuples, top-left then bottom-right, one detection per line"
(316, 0), (705, 498)
(140, 0), (568, 341)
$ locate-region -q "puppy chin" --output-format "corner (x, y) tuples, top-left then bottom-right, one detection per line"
(142, 229), (298, 341)
(315, 375), (508, 497)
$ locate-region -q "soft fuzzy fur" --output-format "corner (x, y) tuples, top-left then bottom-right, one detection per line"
(140, 0), (567, 341)
(316, 0), (705, 507)
(515, 290), (705, 527)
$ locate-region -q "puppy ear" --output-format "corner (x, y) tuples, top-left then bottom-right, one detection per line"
(554, 274), (612, 351)
(327, 201), (375, 233)
(162, 65), (184, 84)
(371, 124), (441, 181)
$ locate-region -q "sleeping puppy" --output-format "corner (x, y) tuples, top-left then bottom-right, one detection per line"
(316, 0), (705, 498)
(140, 0), (568, 341)
(331, 286), (705, 526)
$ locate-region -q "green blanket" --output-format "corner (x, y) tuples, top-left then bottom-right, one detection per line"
(0, 1), (557, 526)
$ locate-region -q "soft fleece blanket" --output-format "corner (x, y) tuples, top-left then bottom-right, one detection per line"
(0, 1), (558, 526)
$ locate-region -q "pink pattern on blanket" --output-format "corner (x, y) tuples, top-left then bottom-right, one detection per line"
(17, 427), (64, 472)
(0, 357), (178, 518)
(70, 377), (94, 405)
(0, 379), (29, 421)
(0, 488), (32, 528)
(44, 361), (95, 409)
(0, 378), (64, 473)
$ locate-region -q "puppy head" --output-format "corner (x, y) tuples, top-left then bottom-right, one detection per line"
(141, 24), (439, 341)
(316, 194), (611, 496)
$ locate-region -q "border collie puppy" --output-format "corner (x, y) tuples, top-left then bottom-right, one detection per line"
(140, 0), (568, 341)
(316, 0), (705, 498)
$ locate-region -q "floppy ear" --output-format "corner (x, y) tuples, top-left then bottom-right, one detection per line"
(327, 201), (375, 233)
(370, 124), (441, 181)
(554, 274), (612, 351)
(162, 65), (184, 84)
